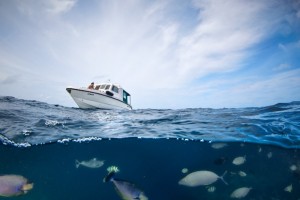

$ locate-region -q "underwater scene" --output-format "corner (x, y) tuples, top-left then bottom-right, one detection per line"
(0, 96), (300, 200)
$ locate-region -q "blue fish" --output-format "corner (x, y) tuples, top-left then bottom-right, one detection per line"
(104, 166), (148, 200)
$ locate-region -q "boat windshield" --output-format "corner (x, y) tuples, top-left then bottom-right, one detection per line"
(112, 85), (119, 93)
(105, 85), (111, 90)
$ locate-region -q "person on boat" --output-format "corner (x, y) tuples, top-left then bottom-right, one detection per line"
(88, 82), (94, 89)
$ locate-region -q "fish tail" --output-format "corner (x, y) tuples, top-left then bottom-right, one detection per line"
(22, 183), (34, 193)
(75, 160), (80, 168)
(103, 171), (115, 183)
(104, 165), (119, 182)
(220, 171), (228, 185)
(140, 193), (148, 200)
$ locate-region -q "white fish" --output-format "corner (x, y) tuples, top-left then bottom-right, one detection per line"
(238, 171), (247, 177)
(178, 170), (227, 187)
(211, 143), (228, 149)
(181, 168), (188, 174)
(207, 186), (216, 192)
(267, 152), (272, 159)
(290, 165), (297, 171)
(284, 184), (292, 192)
(230, 187), (252, 198)
(232, 156), (246, 165)
(75, 158), (104, 168)
(258, 147), (262, 153)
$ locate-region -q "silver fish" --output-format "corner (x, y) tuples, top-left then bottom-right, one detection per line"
(179, 170), (228, 187)
(104, 166), (148, 200)
(232, 156), (246, 165)
(75, 158), (104, 168)
(0, 175), (33, 197)
(230, 187), (252, 198)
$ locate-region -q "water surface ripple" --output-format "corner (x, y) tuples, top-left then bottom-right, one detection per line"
(0, 96), (299, 148)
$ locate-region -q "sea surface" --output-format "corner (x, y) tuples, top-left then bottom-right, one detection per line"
(0, 96), (300, 200)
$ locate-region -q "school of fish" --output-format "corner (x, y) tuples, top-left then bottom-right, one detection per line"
(1, 142), (298, 199)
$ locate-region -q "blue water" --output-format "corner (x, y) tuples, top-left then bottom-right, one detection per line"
(0, 96), (300, 199)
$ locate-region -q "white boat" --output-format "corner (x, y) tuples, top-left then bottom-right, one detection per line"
(66, 83), (132, 110)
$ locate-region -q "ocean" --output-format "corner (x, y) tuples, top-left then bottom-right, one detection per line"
(0, 96), (299, 200)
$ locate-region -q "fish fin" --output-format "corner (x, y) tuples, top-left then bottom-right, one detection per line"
(103, 171), (115, 183)
(22, 183), (34, 191)
(113, 182), (143, 200)
(219, 171), (228, 185)
(75, 160), (80, 168)
(107, 166), (119, 173)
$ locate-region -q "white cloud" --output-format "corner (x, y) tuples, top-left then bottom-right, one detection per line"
(278, 40), (300, 56)
(273, 63), (291, 71)
(0, 0), (298, 108)
(16, 0), (77, 16)
(293, 0), (300, 18)
(46, 0), (77, 14)
(296, 40), (300, 48)
(176, 0), (281, 80)
(183, 69), (300, 108)
(278, 43), (288, 52)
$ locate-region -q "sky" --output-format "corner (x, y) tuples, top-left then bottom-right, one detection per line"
(0, 0), (299, 109)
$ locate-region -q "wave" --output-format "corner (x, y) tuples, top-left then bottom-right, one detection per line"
(0, 96), (299, 148)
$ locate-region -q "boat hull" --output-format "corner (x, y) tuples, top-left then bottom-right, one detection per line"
(66, 88), (132, 110)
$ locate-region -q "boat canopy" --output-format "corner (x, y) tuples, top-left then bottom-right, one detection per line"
(94, 83), (131, 106)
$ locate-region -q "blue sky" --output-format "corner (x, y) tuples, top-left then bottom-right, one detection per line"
(0, 0), (299, 109)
